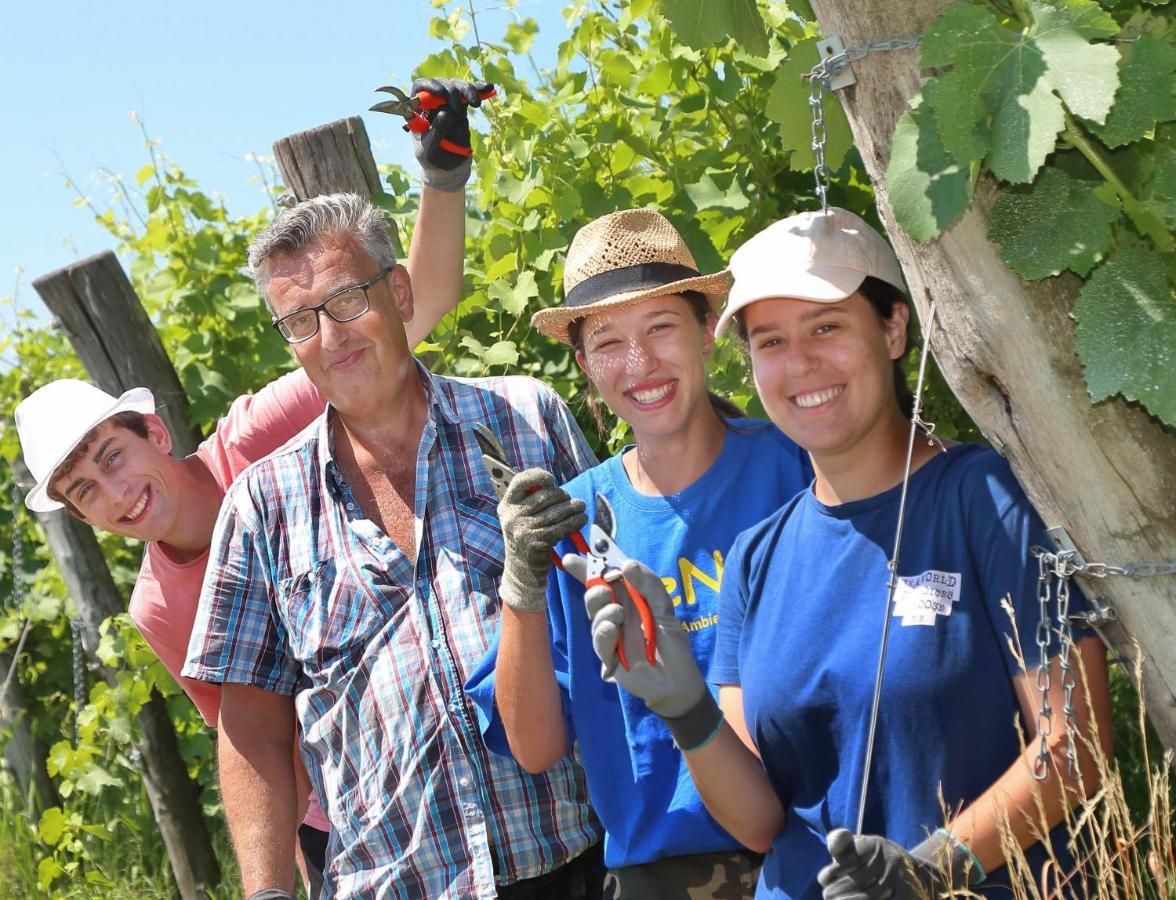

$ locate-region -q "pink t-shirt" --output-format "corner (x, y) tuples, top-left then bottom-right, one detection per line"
(128, 368), (331, 831)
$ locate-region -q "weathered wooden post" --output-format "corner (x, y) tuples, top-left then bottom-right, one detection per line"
(33, 252), (201, 455)
(272, 115), (384, 201)
(28, 254), (220, 892)
(11, 455), (220, 898)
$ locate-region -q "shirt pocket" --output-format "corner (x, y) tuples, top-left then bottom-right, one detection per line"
(454, 494), (506, 579)
(279, 556), (399, 673)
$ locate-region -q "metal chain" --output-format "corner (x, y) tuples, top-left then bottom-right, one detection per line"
(8, 484), (23, 613)
(805, 35), (924, 211)
(1034, 552), (1054, 780)
(1030, 546), (1176, 779)
(1055, 574), (1079, 778)
(70, 616), (86, 745)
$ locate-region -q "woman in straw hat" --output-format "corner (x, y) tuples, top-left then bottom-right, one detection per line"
(468, 208), (811, 898)
(567, 208), (1112, 898)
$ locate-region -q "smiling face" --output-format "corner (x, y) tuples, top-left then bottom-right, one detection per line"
(743, 292), (909, 461)
(574, 294), (716, 442)
(49, 414), (182, 541)
(264, 234), (415, 419)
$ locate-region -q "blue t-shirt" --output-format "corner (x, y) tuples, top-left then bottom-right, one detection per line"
(467, 419), (811, 868)
(710, 444), (1090, 898)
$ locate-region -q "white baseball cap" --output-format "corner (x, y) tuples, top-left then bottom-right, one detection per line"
(15, 379), (156, 512)
(715, 208), (907, 338)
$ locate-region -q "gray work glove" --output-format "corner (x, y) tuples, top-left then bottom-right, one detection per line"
(562, 555), (723, 751)
(818, 828), (983, 900)
(497, 469), (587, 613)
(246, 892), (296, 900)
(410, 77), (491, 192)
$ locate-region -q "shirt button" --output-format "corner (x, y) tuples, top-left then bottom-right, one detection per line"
(431, 639), (441, 650)
(459, 776), (470, 787)
(449, 702), (459, 712)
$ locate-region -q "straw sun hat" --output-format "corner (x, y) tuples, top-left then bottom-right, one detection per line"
(531, 208), (733, 344)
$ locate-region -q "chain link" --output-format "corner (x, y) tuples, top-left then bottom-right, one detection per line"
(1034, 552), (1054, 780)
(70, 616), (86, 746)
(804, 35), (923, 211)
(1055, 574), (1079, 778)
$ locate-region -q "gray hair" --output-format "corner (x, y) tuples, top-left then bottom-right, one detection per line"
(247, 192), (398, 306)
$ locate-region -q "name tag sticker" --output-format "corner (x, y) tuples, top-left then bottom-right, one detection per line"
(892, 569), (961, 627)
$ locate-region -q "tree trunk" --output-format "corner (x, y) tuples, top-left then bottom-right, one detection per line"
(11, 455), (220, 897)
(810, 0), (1176, 752)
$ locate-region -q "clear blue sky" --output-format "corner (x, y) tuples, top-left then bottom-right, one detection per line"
(0, 1), (566, 327)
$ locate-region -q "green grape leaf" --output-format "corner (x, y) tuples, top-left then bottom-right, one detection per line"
(684, 174), (750, 212)
(1089, 34), (1176, 148)
(75, 764), (121, 796)
(921, 2), (1118, 181)
(1030, 0), (1120, 124)
(989, 166), (1118, 278)
(38, 807), (67, 846)
(767, 39), (853, 172)
(1073, 244), (1176, 425)
(887, 99), (973, 241)
(659, 0), (769, 57)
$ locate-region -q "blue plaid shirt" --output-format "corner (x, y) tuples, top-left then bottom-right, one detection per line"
(184, 367), (600, 899)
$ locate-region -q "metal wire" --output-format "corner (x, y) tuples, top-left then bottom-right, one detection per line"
(855, 298), (939, 835)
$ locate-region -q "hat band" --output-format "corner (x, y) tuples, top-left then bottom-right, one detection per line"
(565, 262), (700, 309)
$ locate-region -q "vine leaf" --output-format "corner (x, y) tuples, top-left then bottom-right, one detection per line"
(920, 2), (1118, 183)
(1073, 244), (1176, 425)
(1087, 33), (1176, 149)
(658, 0), (769, 57)
(989, 166), (1118, 278)
(1030, 0), (1120, 123)
(766, 39), (853, 173)
(887, 96), (973, 241)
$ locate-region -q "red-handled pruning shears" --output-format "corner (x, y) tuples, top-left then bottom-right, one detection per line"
(584, 495), (658, 672)
(370, 84), (497, 156)
(471, 424), (591, 570)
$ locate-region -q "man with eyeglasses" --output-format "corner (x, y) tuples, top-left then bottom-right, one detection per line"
(181, 190), (604, 900)
(13, 78), (488, 898)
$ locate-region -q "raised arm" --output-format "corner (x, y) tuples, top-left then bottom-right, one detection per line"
(400, 77), (494, 346)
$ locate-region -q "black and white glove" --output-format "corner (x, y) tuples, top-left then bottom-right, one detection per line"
(410, 77), (492, 192)
(818, 828), (984, 899)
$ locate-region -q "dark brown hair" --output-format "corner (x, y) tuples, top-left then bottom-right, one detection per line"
(46, 411), (151, 515)
(733, 277), (914, 418)
(568, 291), (744, 435)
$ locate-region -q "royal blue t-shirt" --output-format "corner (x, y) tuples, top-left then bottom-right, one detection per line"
(710, 444), (1090, 898)
(467, 419), (811, 868)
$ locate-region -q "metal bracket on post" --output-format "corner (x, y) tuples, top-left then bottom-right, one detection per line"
(1047, 526), (1087, 570)
(816, 36), (857, 89)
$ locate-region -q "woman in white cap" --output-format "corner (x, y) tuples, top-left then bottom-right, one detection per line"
(469, 208), (811, 898)
(567, 208), (1113, 898)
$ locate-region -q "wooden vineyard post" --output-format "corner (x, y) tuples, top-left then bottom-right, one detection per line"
(33, 252), (201, 456)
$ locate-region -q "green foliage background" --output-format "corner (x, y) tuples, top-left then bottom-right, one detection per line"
(0, 0), (1167, 894)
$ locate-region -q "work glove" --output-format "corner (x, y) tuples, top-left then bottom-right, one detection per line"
(497, 469), (587, 613)
(246, 892), (296, 900)
(410, 77), (492, 192)
(562, 555), (724, 751)
(818, 828), (984, 900)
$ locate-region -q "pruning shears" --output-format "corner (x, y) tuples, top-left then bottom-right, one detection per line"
(471, 424), (591, 570)
(585, 495), (658, 672)
(370, 83), (497, 155)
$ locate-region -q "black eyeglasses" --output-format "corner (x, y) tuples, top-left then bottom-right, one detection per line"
(272, 267), (392, 344)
